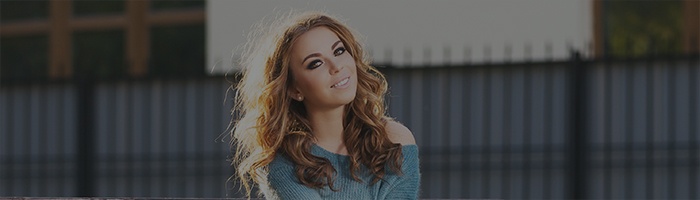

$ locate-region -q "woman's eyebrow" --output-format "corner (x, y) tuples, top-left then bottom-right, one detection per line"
(302, 53), (321, 65)
(331, 40), (342, 50)
(301, 40), (343, 65)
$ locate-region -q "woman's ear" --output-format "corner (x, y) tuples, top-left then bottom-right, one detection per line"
(288, 85), (304, 101)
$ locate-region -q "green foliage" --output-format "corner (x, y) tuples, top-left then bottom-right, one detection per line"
(605, 0), (683, 57)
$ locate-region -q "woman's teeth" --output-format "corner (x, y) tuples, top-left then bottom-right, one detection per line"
(332, 77), (349, 88)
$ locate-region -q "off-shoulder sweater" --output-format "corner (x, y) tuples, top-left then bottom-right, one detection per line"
(266, 145), (420, 200)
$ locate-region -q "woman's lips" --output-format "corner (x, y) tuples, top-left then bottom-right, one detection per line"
(331, 76), (350, 88)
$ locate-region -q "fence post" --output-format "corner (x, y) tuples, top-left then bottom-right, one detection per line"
(76, 78), (95, 197)
(568, 51), (587, 199)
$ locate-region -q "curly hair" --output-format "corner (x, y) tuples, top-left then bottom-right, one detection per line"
(230, 11), (403, 197)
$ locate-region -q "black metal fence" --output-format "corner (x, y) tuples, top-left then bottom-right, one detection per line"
(378, 52), (699, 199)
(1, 52), (698, 199)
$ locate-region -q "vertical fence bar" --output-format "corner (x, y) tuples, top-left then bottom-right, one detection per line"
(0, 89), (4, 193)
(503, 45), (513, 198)
(667, 58), (677, 200)
(522, 65), (532, 199)
(117, 83), (128, 196)
(689, 55), (699, 199)
(603, 57), (613, 200)
(543, 64), (554, 199)
(103, 83), (117, 196)
(65, 86), (76, 196)
(193, 79), (203, 197)
(125, 82), (135, 196)
(177, 81), (187, 197)
(481, 67), (492, 198)
(624, 58), (634, 199)
(38, 85), (48, 196)
(421, 68), (436, 197)
(441, 69), (452, 198)
(645, 56), (655, 199)
(142, 81), (154, 197)
(522, 44), (531, 199)
(183, 80), (192, 197)
(76, 78), (95, 197)
(222, 81), (234, 197)
(202, 80), (217, 197)
(425, 69), (438, 196)
(30, 85), (38, 195)
(133, 82), (144, 197)
(53, 85), (65, 196)
(401, 70), (412, 139)
(194, 79), (205, 197)
(22, 87), (30, 196)
(159, 81), (169, 196)
(461, 68), (472, 198)
(194, 80), (205, 197)
(502, 66), (512, 199)
(568, 51), (587, 199)
(5, 87), (15, 195)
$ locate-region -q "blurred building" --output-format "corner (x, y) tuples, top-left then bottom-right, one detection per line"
(211, 0), (700, 71)
(1, 0), (698, 199)
(2, 0), (697, 80)
(208, 0), (593, 73)
(1, 0), (206, 81)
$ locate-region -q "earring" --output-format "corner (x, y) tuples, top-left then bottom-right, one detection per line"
(297, 96), (303, 101)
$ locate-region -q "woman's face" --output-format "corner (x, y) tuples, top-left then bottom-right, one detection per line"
(288, 26), (358, 109)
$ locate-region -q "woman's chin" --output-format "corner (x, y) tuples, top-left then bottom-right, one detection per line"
(335, 95), (356, 106)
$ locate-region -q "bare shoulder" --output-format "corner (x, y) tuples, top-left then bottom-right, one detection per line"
(385, 120), (416, 145)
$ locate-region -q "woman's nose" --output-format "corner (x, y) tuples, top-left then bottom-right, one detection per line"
(328, 59), (344, 75)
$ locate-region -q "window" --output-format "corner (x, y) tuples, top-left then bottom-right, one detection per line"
(0, 0), (50, 81)
(73, 31), (126, 79)
(150, 24), (205, 77)
(73, 0), (125, 16)
(0, 35), (48, 81)
(0, 0), (206, 81)
(151, 0), (204, 11)
(0, 0), (48, 22)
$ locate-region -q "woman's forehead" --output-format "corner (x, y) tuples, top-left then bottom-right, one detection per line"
(292, 27), (341, 53)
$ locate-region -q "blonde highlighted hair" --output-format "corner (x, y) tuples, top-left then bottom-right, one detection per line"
(231, 11), (403, 197)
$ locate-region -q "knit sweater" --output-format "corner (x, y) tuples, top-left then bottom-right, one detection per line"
(265, 144), (420, 200)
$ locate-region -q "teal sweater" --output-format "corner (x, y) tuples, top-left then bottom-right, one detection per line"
(266, 145), (420, 200)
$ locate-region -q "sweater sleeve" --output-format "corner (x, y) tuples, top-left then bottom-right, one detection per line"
(384, 145), (421, 200)
(267, 155), (323, 200)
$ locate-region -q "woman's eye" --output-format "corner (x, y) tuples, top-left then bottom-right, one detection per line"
(307, 60), (323, 69)
(334, 47), (346, 56)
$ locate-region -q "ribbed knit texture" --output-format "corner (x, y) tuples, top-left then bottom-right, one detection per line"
(266, 145), (420, 200)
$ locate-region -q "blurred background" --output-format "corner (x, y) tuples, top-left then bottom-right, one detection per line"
(0, 0), (698, 199)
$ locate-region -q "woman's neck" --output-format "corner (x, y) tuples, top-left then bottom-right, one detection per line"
(306, 105), (347, 154)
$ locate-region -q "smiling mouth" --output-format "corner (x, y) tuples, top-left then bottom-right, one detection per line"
(331, 77), (350, 88)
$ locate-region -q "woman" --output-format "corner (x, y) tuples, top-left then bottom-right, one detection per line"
(231, 11), (420, 199)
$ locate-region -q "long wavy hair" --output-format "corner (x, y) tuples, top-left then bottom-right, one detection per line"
(230, 11), (403, 197)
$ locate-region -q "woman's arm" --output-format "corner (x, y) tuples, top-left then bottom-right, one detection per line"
(384, 144), (421, 199)
(385, 120), (417, 145)
(384, 120), (421, 199)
